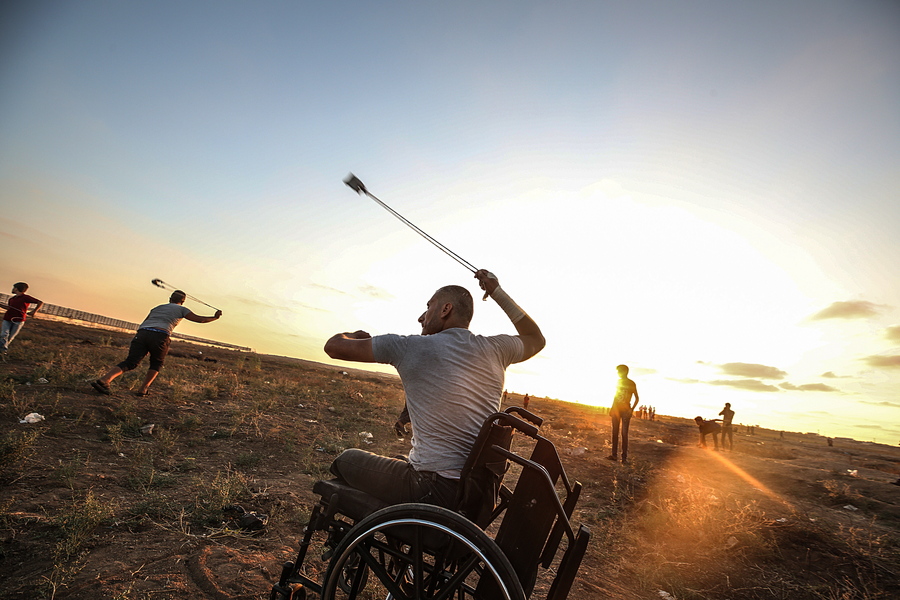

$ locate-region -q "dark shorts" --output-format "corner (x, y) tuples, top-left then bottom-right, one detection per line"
(117, 329), (170, 372)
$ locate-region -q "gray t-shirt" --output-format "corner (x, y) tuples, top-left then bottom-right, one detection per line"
(372, 327), (524, 476)
(139, 303), (192, 334)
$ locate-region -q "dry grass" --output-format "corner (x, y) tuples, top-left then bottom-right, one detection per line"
(0, 319), (898, 599)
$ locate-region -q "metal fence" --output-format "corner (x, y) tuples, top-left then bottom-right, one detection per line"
(1, 293), (252, 352)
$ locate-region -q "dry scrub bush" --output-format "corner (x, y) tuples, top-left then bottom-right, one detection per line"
(47, 490), (116, 596)
(0, 429), (39, 483)
(187, 467), (252, 529)
(599, 472), (770, 596)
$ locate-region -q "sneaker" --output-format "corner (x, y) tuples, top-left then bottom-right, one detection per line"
(605, 455), (618, 462)
(91, 380), (111, 395)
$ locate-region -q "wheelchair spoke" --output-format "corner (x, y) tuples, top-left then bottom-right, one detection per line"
(322, 505), (524, 600)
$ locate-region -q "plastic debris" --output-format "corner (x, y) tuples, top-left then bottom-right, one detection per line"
(658, 591), (675, 599)
(140, 424), (155, 435)
(847, 469), (858, 477)
(776, 518), (788, 523)
(843, 505), (858, 511)
(565, 447), (587, 457)
(36, 377), (49, 384)
(19, 412), (44, 424)
(359, 431), (373, 444)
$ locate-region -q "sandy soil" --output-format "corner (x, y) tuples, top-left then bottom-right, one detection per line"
(1, 319), (898, 599)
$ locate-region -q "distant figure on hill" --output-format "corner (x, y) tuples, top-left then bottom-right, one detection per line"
(0, 282), (43, 357)
(719, 402), (735, 450)
(523, 393), (530, 410)
(694, 417), (721, 450)
(607, 364), (639, 463)
(91, 290), (221, 396)
(323, 269), (544, 509)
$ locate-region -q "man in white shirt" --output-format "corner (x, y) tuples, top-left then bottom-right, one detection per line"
(92, 290), (221, 397)
(324, 269), (544, 508)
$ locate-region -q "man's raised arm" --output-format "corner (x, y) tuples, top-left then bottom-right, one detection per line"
(325, 330), (376, 363)
(185, 309), (223, 324)
(475, 269), (545, 360)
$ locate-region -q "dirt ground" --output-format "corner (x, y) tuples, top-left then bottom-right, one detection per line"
(1, 319), (899, 599)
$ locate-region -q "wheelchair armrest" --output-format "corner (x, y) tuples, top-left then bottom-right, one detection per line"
(313, 479), (389, 522)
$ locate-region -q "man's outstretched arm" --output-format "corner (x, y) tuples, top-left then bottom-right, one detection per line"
(475, 269), (545, 360)
(325, 330), (375, 363)
(185, 309), (223, 323)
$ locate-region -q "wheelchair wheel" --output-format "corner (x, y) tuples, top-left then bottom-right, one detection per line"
(321, 503), (525, 600)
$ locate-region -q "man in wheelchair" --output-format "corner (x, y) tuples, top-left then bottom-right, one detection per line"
(323, 268), (545, 509)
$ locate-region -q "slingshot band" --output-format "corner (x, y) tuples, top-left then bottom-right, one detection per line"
(491, 286), (526, 323)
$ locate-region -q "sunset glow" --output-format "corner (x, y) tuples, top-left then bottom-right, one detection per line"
(2, 2), (898, 443)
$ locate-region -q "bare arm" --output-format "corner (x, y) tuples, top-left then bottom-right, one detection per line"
(324, 330), (375, 363)
(475, 270), (545, 360)
(185, 309), (222, 323)
(630, 384), (640, 410)
(28, 300), (44, 317)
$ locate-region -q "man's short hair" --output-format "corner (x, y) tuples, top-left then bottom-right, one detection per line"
(616, 364), (629, 375)
(435, 285), (473, 326)
(170, 290), (187, 304)
(13, 282), (28, 292)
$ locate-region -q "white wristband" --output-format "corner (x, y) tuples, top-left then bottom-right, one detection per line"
(490, 285), (526, 323)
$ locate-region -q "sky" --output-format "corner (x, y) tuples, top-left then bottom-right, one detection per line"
(2, 1), (899, 443)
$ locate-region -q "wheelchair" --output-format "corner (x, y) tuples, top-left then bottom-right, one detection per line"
(270, 407), (591, 600)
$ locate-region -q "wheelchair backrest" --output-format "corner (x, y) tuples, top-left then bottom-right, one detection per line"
(455, 409), (542, 529)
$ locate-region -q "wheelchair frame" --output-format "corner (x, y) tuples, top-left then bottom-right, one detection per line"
(270, 407), (591, 600)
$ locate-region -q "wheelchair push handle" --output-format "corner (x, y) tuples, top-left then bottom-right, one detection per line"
(504, 406), (543, 428)
(494, 411), (540, 439)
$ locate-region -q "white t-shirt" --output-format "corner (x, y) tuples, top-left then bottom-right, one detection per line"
(139, 303), (192, 334)
(372, 328), (524, 476)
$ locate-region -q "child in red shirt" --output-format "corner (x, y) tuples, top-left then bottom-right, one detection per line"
(1, 282), (43, 354)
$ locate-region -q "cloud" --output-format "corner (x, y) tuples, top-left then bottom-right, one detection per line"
(358, 284), (394, 300)
(633, 367), (658, 375)
(862, 355), (900, 368)
(809, 300), (886, 321)
(858, 400), (900, 409)
(718, 362), (787, 379)
(308, 283), (350, 296)
(779, 382), (839, 392)
(821, 371), (849, 379)
(708, 379), (781, 392)
(885, 326), (900, 343)
(231, 296), (328, 313)
(669, 377), (701, 384)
